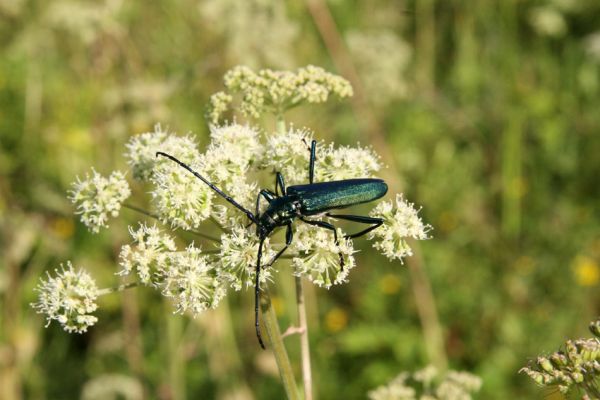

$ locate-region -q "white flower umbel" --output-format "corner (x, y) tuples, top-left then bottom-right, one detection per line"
(207, 65), (353, 123)
(69, 169), (131, 233)
(160, 245), (226, 315)
(218, 225), (275, 291)
(262, 127), (313, 184)
(202, 124), (262, 187)
(292, 224), (356, 289)
(32, 262), (99, 333)
(369, 194), (431, 261)
(212, 177), (257, 228)
(150, 157), (213, 230)
(315, 143), (381, 181)
(118, 223), (177, 285)
(125, 124), (199, 181)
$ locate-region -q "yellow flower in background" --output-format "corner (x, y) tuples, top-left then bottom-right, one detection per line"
(379, 274), (402, 295)
(325, 308), (348, 333)
(572, 256), (600, 287)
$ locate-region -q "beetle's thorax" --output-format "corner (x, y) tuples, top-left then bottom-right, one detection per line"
(256, 195), (300, 237)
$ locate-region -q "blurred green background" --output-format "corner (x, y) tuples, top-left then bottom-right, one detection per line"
(1, 0), (600, 399)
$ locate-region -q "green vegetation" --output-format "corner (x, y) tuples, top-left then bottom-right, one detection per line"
(1, 0), (599, 399)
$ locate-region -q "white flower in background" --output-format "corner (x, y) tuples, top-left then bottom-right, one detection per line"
(528, 6), (567, 37)
(436, 372), (482, 400)
(160, 245), (226, 315)
(118, 223), (177, 285)
(347, 30), (412, 105)
(125, 124), (199, 181)
(69, 169), (131, 233)
(368, 367), (481, 400)
(199, 0), (298, 70)
(32, 262), (99, 333)
(584, 32), (600, 64)
(367, 373), (416, 400)
(218, 225), (276, 291)
(292, 225), (356, 289)
(207, 65), (353, 123)
(369, 194), (431, 261)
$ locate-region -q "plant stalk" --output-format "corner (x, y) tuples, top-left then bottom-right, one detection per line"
(296, 277), (313, 400)
(261, 288), (300, 400)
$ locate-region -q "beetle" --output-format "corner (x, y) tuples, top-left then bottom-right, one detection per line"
(157, 140), (387, 348)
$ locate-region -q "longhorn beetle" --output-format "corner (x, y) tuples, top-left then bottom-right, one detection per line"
(157, 140), (387, 348)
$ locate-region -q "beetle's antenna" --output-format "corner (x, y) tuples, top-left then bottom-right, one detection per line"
(156, 152), (258, 224)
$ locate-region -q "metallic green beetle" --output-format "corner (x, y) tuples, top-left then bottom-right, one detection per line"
(157, 140), (387, 348)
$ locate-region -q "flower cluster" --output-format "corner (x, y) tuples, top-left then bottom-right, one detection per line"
(37, 65), (431, 335)
(32, 262), (99, 333)
(207, 65), (353, 123)
(520, 318), (600, 398)
(368, 366), (482, 400)
(69, 169), (131, 233)
(369, 194), (432, 261)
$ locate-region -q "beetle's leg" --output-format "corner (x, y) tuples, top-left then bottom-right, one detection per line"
(308, 140), (316, 184)
(255, 189), (276, 219)
(325, 213), (384, 239)
(275, 172), (286, 196)
(300, 217), (345, 270)
(255, 237), (266, 349)
(264, 224), (293, 268)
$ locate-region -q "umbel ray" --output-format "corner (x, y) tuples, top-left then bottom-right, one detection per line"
(156, 140), (388, 349)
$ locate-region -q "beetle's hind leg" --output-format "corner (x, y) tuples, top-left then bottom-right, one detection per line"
(325, 213), (384, 239)
(299, 217), (345, 270)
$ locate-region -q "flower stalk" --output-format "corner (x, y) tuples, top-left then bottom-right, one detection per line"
(260, 288), (300, 400)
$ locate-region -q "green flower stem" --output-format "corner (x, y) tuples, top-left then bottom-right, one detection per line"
(123, 203), (221, 242)
(260, 288), (300, 400)
(97, 281), (139, 296)
(124, 203), (159, 219)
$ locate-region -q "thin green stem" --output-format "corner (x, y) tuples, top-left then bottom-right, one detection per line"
(261, 287), (300, 400)
(97, 281), (139, 296)
(209, 216), (227, 233)
(123, 203), (221, 242)
(124, 203), (159, 219)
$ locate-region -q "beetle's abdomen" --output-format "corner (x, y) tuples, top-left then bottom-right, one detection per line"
(286, 179), (387, 215)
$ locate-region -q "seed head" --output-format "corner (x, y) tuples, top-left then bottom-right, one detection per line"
(32, 262), (99, 333)
(69, 169), (131, 233)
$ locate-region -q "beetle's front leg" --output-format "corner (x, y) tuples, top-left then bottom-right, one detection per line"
(264, 223), (293, 269)
(299, 217), (345, 270)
